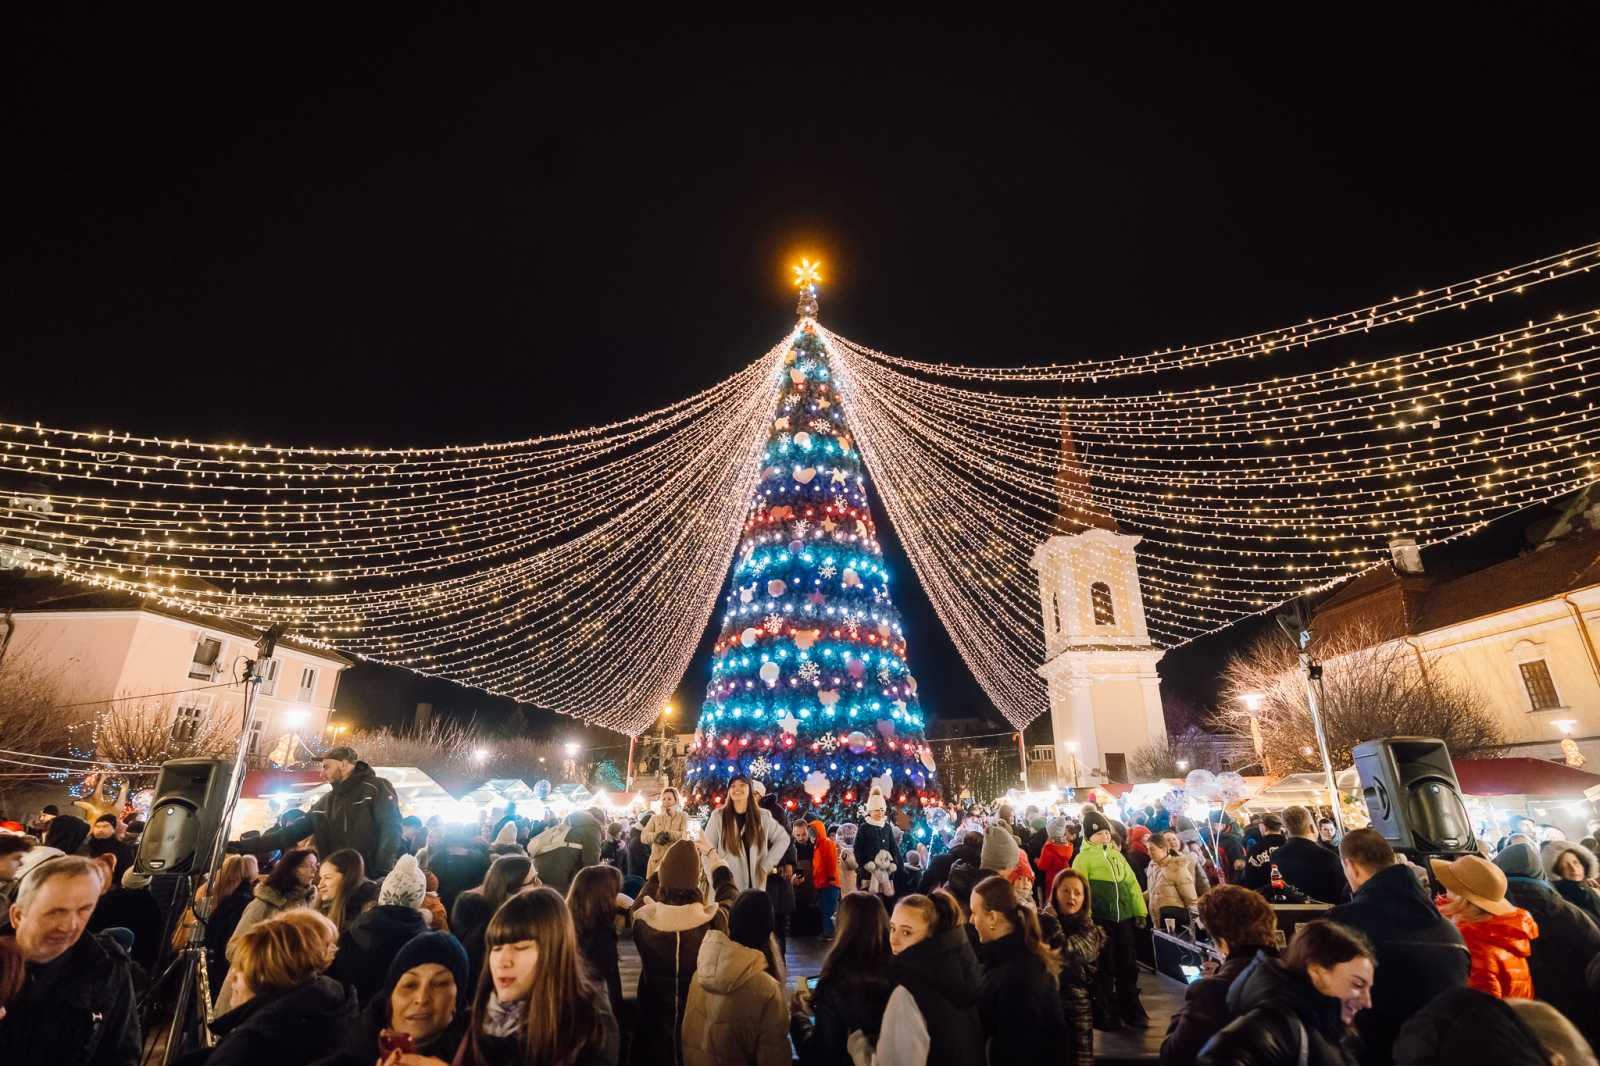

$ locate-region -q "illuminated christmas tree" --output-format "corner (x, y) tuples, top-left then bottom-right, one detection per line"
(684, 261), (939, 821)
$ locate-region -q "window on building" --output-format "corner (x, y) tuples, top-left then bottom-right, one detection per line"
(189, 637), (223, 680)
(256, 657), (279, 696)
(1091, 582), (1115, 625)
(297, 667), (317, 702)
(1519, 659), (1561, 711)
(172, 693), (213, 742)
(1104, 752), (1129, 783)
(246, 718), (264, 757)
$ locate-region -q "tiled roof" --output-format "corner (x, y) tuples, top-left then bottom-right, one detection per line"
(1311, 531), (1600, 646)
(0, 569), (353, 666)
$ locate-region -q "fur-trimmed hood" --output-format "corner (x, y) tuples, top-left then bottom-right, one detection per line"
(634, 898), (719, 933)
(1542, 839), (1599, 880)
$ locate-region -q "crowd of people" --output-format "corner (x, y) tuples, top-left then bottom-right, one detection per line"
(3, 751), (1600, 1066)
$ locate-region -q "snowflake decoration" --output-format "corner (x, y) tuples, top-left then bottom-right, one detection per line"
(817, 733), (839, 753)
(877, 664), (894, 685)
(809, 419), (832, 435)
(777, 432), (792, 448)
(783, 393), (800, 410)
(792, 519), (810, 538)
(799, 359), (816, 373)
(748, 755), (774, 779)
(818, 562), (838, 579)
(798, 660), (821, 683)
(873, 585), (889, 603)
(763, 612), (784, 634)
(845, 611), (862, 639)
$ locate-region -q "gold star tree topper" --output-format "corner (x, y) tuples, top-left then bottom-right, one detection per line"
(793, 257), (822, 317)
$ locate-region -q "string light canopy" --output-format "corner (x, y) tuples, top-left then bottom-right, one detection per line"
(3, 239), (1596, 734)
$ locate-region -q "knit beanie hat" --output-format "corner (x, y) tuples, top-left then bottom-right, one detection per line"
(865, 787), (887, 815)
(658, 839), (702, 896)
(384, 930), (470, 1009)
(1046, 817), (1066, 842)
(980, 823), (1020, 872)
(493, 821), (518, 846)
(1082, 810), (1112, 840)
(728, 889), (775, 952)
(379, 854), (427, 908)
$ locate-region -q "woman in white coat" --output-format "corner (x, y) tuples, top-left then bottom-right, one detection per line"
(641, 787), (689, 880)
(701, 775), (791, 892)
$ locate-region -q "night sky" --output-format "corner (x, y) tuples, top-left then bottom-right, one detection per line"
(9, 10), (1600, 738)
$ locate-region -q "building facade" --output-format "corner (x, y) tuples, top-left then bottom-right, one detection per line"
(1, 571), (350, 767)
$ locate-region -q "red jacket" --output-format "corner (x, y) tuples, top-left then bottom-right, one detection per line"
(1036, 840), (1074, 892)
(1455, 907), (1537, 999)
(809, 819), (840, 890)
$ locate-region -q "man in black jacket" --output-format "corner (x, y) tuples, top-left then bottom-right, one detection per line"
(1271, 806), (1347, 903)
(1238, 812), (1287, 891)
(0, 854), (140, 1065)
(1326, 829), (1468, 1066)
(231, 745), (404, 876)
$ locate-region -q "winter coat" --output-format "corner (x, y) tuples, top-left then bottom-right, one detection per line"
(793, 971), (892, 1066)
(208, 976), (357, 1066)
(529, 809), (603, 895)
(1147, 851), (1199, 914)
(808, 820), (840, 890)
(1239, 833), (1288, 891)
(579, 923), (625, 1037)
(329, 903), (428, 1006)
(88, 885), (165, 972)
(1036, 839), (1074, 894)
(1495, 849), (1600, 1045)
(884, 925), (986, 1066)
(767, 836), (799, 916)
(203, 882), (256, 1000)
(450, 889), (496, 998)
(703, 806), (791, 892)
(238, 762), (404, 876)
(1391, 986), (1552, 1066)
(632, 898), (727, 1066)
(643, 807), (690, 879)
(1162, 945), (1276, 1066)
(216, 880), (315, 1013)
(918, 842), (979, 894)
(1197, 955), (1357, 1066)
(1453, 908), (1536, 999)
(1038, 910), (1104, 1066)
(681, 930), (790, 1066)
(852, 817), (898, 885)
(1326, 863), (1469, 1066)
(1071, 841), (1147, 923)
(428, 839), (490, 915)
(1542, 839), (1600, 926)
(1271, 837), (1348, 904)
(975, 928), (1069, 1065)
(0, 929), (140, 1066)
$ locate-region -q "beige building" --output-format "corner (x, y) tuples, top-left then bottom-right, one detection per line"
(1314, 493), (1600, 764)
(0, 570), (350, 766)
(1028, 428), (1167, 785)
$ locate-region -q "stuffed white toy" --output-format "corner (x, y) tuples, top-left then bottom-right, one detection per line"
(866, 848), (897, 897)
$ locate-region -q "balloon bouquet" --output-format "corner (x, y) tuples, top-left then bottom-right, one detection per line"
(1179, 768), (1252, 875)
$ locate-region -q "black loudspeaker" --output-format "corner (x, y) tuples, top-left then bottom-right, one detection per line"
(137, 758), (234, 876)
(1352, 737), (1475, 854)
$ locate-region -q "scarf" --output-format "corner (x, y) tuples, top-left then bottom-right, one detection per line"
(482, 993), (527, 1039)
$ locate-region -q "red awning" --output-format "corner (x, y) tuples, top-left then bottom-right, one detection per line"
(240, 769), (325, 798)
(1450, 757), (1600, 798)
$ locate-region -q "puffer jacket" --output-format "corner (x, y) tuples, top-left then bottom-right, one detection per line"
(1071, 841), (1147, 922)
(236, 762), (403, 876)
(1391, 986), (1552, 1066)
(1197, 954), (1357, 1066)
(1147, 852), (1199, 914)
(530, 809), (602, 895)
(1453, 908), (1536, 999)
(681, 930), (790, 1066)
(632, 898), (727, 1066)
(808, 819), (840, 890)
(1495, 841), (1600, 1045)
(1036, 839), (1073, 894)
(976, 928), (1069, 1064)
(1163, 945), (1276, 1066)
(642, 807), (689, 879)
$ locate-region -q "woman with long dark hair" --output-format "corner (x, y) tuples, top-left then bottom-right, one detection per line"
(457, 887), (617, 1066)
(969, 875), (1067, 1063)
(315, 848), (368, 933)
(792, 892), (894, 1066)
(452, 854), (535, 997)
(1197, 920), (1376, 1066)
(568, 864), (626, 1058)
(702, 776), (791, 892)
(1040, 869), (1104, 1066)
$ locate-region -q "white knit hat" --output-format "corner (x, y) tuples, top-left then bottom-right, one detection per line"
(379, 853), (427, 908)
(493, 820), (518, 846)
(865, 787), (887, 815)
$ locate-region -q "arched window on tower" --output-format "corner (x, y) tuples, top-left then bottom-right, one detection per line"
(1091, 581), (1115, 626)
